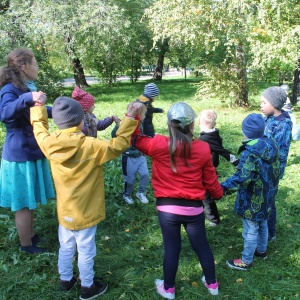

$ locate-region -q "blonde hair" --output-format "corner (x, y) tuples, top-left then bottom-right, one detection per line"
(200, 109), (217, 129)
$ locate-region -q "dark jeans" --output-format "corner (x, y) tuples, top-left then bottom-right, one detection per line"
(157, 211), (216, 289)
(267, 200), (277, 238)
(203, 192), (220, 225)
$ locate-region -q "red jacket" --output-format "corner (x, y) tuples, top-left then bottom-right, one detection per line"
(135, 134), (223, 201)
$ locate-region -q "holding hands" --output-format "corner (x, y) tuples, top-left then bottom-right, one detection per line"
(126, 102), (145, 119)
(32, 91), (47, 106)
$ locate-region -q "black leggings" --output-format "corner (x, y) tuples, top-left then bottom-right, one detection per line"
(157, 211), (216, 289)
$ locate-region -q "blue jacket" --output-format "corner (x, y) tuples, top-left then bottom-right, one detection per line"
(221, 137), (280, 222)
(0, 83), (52, 162)
(264, 111), (292, 179)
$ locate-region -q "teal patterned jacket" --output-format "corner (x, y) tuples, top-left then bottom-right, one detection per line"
(221, 137), (280, 222)
(264, 111), (292, 179)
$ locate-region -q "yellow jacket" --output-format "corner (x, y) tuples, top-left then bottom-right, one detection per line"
(30, 106), (137, 230)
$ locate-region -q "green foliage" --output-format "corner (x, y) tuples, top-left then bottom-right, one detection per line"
(1, 79), (300, 299)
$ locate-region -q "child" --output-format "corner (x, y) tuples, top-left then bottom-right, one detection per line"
(280, 84), (300, 141)
(72, 85), (120, 137)
(222, 114), (280, 271)
(111, 104), (149, 205)
(261, 86), (293, 241)
(132, 102), (223, 297)
(0, 48), (55, 255)
(136, 83), (164, 137)
(199, 109), (239, 226)
(30, 97), (142, 299)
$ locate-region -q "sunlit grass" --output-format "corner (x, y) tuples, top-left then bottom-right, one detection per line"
(0, 77), (299, 299)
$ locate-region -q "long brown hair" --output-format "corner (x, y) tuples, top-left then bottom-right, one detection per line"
(0, 48), (34, 90)
(168, 120), (194, 172)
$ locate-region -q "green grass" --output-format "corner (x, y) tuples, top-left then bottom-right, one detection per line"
(0, 77), (300, 299)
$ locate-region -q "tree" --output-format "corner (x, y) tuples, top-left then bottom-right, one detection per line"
(144, 0), (300, 106)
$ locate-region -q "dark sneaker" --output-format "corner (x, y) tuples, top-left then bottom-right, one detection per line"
(60, 277), (78, 291)
(80, 280), (108, 300)
(226, 258), (252, 271)
(31, 234), (42, 246)
(254, 250), (267, 259)
(20, 245), (48, 254)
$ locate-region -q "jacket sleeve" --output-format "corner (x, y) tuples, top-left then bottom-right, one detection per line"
(96, 116), (114, 131)
(221, 150), (257, 194)
(96, 116), (138, 165)
(1, 88), (33, 123)
(30, 106), (51, 158)
(153, 107), (164, 113)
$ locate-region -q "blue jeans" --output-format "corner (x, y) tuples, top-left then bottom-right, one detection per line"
(157, 211), (216, 289)
(241, 218), (268, 265)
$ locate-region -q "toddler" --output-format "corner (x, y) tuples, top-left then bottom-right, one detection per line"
(30, 96), (142, 299)
(199, 109), (239, 226)
(222, 114), (280, 270)
(261, 86), (293, 241)
(111, 104), (149, 205)
(72, 85), (120, 137)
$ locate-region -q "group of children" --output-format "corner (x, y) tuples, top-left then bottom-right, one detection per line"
(0, 48), (296, 300)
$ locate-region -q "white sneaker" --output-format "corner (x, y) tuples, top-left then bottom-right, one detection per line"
(201, 276), (219, 295)
(123, 194), (134, 204)
(155, 279), (175, 299)
(136, 192), (149, 204)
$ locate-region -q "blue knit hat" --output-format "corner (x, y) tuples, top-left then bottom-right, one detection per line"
(144, 83), (159, 99)
(242, 113), (265, 139)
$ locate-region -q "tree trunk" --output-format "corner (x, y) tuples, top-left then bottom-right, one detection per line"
(72, 57), (90, 88)
(291, 59), (300, 105)
(235, 43), (249, 106)
(65, 34), (89, 88)
(153, 39), (169, 81)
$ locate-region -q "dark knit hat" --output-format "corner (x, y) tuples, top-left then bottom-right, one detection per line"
(261, 86), (287, 110)
(52, 97), (84, 129)
(144, 83), (159, 98)
(242, 113), (265, 139)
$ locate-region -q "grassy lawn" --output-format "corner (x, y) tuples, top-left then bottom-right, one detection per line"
(0, 77), (299, 299)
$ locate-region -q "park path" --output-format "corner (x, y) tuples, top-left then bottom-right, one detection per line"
(62, 71), (185, 86)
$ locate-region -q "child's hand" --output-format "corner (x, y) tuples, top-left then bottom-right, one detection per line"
(113, 116), (121, 126)
(127, 102), (144, 118)
(32, 91), (47, 106)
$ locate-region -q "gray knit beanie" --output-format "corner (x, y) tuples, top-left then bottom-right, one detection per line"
(52, 96), (84, 129)
(144, 83), (159, 98)
(242, 113), (265, 139)
(261, 86), (287, 110)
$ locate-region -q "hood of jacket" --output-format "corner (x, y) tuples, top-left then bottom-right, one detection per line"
(242, 136), (279, 164)
(47, 127), (86, 164)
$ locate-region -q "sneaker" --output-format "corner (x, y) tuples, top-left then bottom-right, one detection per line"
(80, 280), (108, 300)
(20, 245), (48, 254)
(60, 277), (77, 291)
(254, 250), (267, 259)
(155, 279), (175, 299)
(208, 221), (219, 227)
(123, 194), (134, 204)
(31, 234), (42, 246)
(226, 258), (252, 271)
(136, 192), (149, 204)
(201, 276), (219, 296)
